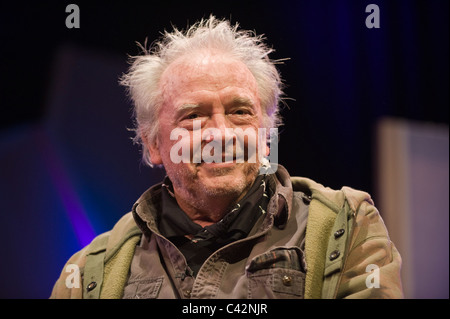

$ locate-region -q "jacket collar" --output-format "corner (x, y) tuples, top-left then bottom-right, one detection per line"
(265, 164), (293, 229)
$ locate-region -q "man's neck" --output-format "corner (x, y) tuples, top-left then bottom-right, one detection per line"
(172, 186), (251, 228)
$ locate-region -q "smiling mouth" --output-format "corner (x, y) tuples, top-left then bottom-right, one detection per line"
(199, 161), (236, 169)
(199, 156), (237, 166)
(197, 151), (247, 164)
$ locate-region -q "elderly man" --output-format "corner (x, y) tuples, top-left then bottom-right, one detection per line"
(51, 17), (403, 299)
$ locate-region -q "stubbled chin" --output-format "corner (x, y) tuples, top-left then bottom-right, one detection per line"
(195, 161), (259, 178)
(193, 163), (259, 195)
(165, 161), (260, 199)
(195, 162), (238, 176)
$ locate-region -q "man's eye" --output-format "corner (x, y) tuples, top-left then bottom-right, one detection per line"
(185, 113), (200, 120)
(231, 109), (251, 115)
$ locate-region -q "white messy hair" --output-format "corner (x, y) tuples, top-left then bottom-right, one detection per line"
(120, 15), (284, 166)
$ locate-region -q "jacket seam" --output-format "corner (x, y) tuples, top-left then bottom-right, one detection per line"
(331, 209), (355, 299)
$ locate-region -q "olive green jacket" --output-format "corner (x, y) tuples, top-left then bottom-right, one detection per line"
(50, 167), (403, 299)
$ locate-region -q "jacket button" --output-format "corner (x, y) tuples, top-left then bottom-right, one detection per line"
(334, 228), (345, 238)
(329, 250), (340, 261)
(282, 275), (292, 286)
(86, 281), (97, 292)
(302, 194), (312, 205)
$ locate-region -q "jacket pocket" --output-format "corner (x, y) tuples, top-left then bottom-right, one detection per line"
(122, 276), (163, 299)
(246, 247), (306, 299)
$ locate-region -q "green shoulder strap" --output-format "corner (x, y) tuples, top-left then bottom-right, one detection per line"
(81, 221), (142, 299)
(304, 197), (337, 298)
(321, 201), (351, 298)
(82, 232), (110, 299)
(100, 233), (141, 298)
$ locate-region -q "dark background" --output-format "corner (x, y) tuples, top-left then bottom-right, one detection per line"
(0, 0), (448, 298)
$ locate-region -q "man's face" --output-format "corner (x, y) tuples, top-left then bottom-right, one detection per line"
(146, 52), (265, 206)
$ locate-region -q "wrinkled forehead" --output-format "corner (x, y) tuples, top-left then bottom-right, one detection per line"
(159, 51), (260, 99)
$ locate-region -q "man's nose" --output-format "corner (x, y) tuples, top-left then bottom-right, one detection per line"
(207, 113), (229, 131)
(203, 113), (232, 140)
(202, 113), (236, 156)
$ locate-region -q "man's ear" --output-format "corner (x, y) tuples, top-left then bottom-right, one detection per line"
(142, 134), (163, 165)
